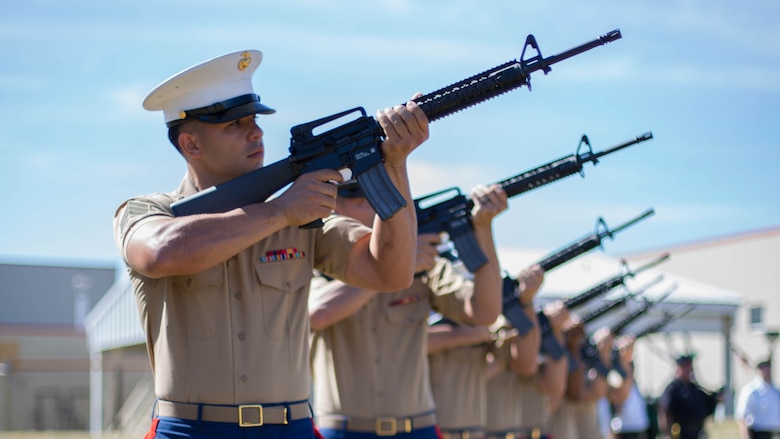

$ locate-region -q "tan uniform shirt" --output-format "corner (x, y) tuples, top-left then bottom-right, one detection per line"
(115, 176), (369, 405)
(311, 258), (473, 419)
(516, 375), (550, 431)
(572, 400), (603, 439)
(485, 338), (524, 433)
(547, 399), (602, 439)
(428, 340), (488, 430)
(547, 399), (577, 439)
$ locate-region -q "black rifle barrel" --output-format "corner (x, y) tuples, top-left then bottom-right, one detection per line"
(414, 30), (622, 122)
(634, 305), (695, 339)
(537, 208), (655, 271)
(579, 132), (653, 165)
(610, 284), (676, 336)
(497, 131), (653, 199)
(576, 275), (664, 325)
(564, 252), (670, 310)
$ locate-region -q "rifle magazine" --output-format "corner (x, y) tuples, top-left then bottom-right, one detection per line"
(356, 164), (407, 221)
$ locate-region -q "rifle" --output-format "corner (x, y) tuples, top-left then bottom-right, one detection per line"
(537, 208), (655, 271)
(534, 275), (663, 360)
(575, 275), (664, 327)
(606, 285), (677, 376)
(502, 253), (669, 341)
(566, 252), (669, 310)
(611, 284), (677, 336)
(633, 305), (695, 340)
(170, 30), (623, 225)
(416, 132), (653, 272)
(501, 209), (655, 339)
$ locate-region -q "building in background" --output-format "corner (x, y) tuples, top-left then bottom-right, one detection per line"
(0, 262), (115, 431)
(624, 225), (780, 416)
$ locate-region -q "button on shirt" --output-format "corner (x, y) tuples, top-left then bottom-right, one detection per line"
(736, 377), (780, 432)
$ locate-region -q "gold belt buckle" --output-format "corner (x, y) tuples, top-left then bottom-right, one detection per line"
(238, 404), (264, 427)
(376, 417), (397, 436)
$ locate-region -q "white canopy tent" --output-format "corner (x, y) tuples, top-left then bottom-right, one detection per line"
(496, 247), (743, 414)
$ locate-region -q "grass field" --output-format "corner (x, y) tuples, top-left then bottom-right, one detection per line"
(0, 419), (743, 439)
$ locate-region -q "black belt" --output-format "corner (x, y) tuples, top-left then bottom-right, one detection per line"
(155, 400), (311, 427)
(317, 412), (438, 436)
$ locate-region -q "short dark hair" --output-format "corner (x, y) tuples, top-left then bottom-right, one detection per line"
(167, 125), (183, 153)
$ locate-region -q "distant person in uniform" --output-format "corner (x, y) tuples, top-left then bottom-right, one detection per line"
(114, 49), (429, 439)
(658, 354), (721, 439)
(309, 182), (507, 439)
(735, 358), (780, 439)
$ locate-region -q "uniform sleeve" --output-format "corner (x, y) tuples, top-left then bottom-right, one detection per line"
(314, 214), (371, 281)
(734, 385), (751, 419)
(113, 193), (176, 263)
(427, 258), (474, 324)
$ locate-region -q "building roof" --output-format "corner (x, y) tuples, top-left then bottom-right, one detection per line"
(0, 263), (115, 328)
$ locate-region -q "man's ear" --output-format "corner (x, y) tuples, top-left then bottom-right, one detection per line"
(178, 130), (201, 159)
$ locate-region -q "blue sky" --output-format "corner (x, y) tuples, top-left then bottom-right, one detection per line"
(1, 0), (779, 274)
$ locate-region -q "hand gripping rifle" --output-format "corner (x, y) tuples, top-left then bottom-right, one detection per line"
(170, 30), (623, 225)
(416, 132), (653, 272)
(501, 208), (655, 343)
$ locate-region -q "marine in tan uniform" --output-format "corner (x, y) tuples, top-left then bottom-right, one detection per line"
(547, 325), (613, 439)
(309, 183), (507, 439)
(427, 266), (545, 439)
(482, 266), (550, 439)
(514, 301), (570, 439)
(114, 49), (429, 439)
(427, 319), (492, 439)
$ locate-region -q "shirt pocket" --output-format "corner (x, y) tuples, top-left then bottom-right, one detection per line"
(167, 264), (225, 339)
(254, 260), (313, 339)
(382, 293), (430, 327)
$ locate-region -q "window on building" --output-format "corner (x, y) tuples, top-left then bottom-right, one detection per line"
(749, 306), (764, 328)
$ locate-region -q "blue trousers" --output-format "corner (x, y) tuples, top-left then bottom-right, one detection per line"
(318, 426), (440, 439)
(147, 416), (318, 439)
